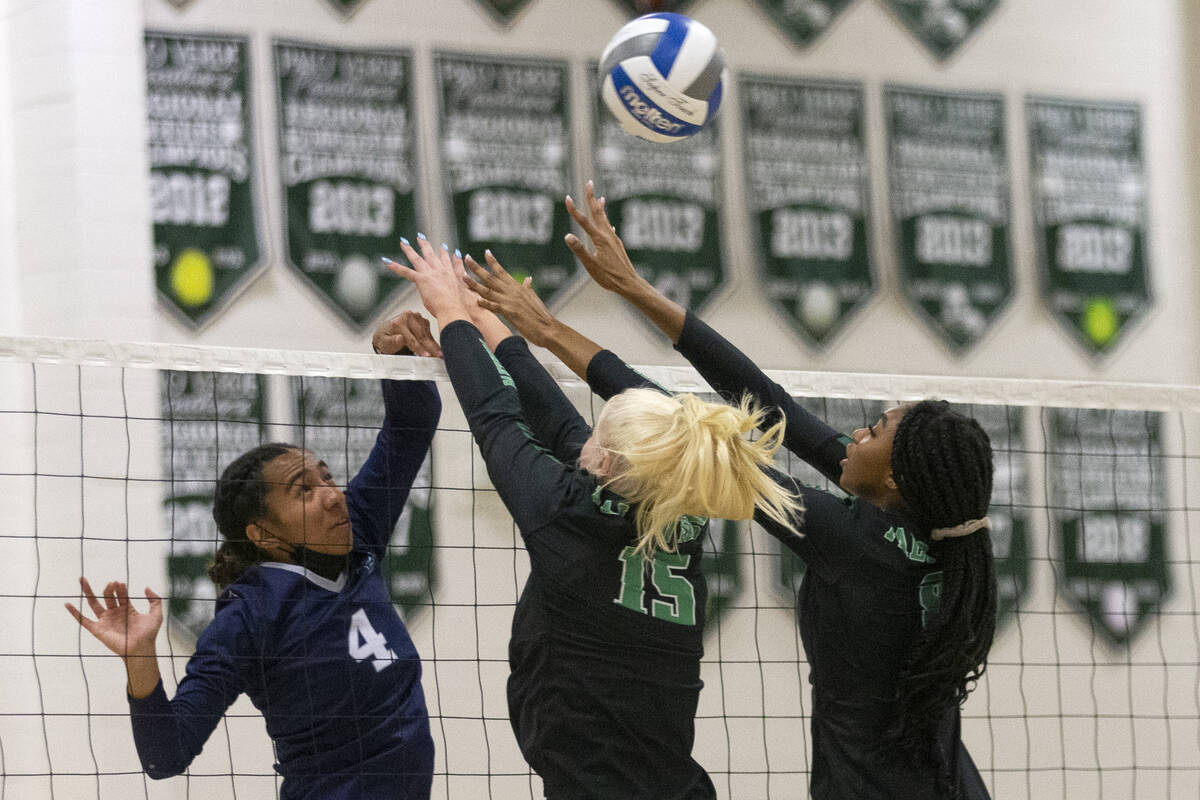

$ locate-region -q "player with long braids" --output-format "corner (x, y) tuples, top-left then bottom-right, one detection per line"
(386, 236), (802, 800)
(65, 312), (442, 800)
(470, 182), (996, 800)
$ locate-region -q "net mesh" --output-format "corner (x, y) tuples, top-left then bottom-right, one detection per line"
(1, 334), (1198, 799)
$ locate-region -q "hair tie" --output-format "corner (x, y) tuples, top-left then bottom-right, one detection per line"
(930, 516), (991, 541)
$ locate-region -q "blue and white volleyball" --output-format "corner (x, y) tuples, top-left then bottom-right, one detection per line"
(598, 13), (728, 143)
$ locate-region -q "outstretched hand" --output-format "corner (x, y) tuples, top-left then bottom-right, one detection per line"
(373, 310), (442, 358)
(383, 236), (471, 324)
(563, 181), (645, 296)
(65, 577), (163, 659)
(463, 251), (559, 348)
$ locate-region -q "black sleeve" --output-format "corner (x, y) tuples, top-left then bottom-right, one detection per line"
(754, 468), (874, 581)
(584, 349), (666, 400)
(493, 336), (593, 465)
(440, 321), (579, 534)
(674, 311), (849, 483)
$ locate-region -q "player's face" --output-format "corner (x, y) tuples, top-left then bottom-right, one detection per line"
(838, 405), (908, 509)
(259, 449), (353, 556)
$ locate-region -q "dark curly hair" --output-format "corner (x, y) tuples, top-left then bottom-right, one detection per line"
(209, 443), (297, 589)
(888, 400), (996, 798)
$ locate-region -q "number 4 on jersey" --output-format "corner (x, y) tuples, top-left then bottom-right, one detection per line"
(348, 608), (397, 672)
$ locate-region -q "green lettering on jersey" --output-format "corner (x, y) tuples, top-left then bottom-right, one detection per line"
(919, 571), (943, 627)
(591, 486), (630, 517)
(676, 514), (706, 544)
(884, 525), (936, 564)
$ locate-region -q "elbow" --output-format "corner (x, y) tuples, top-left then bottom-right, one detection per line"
(144, 761), (186, 780)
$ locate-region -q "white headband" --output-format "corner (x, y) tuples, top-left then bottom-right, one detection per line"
(930, 516), (991, 541)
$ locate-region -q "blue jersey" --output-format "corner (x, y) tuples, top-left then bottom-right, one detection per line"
(129, 379), (440, 800)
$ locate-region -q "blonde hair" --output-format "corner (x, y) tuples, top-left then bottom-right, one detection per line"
(594, 388), (803, 556)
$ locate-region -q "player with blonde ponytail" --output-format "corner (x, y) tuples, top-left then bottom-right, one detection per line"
(387, 236), (800, 800)
(590, 388), (801, 557)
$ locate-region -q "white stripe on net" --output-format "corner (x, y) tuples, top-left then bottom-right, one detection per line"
(3, 333), (1200, 411)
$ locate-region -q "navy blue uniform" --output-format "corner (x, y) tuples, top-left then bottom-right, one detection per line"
(441, 322), (715, 800)
(669, 312), (990, 800)
(129, 379), (440, 800)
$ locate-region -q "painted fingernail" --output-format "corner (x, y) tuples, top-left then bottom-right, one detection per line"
(565, 194), (573, 204)
(417, 232), (427, 240)
(381, 257), (394, 265)
(455, 249), (461, 258)
(441, 242), (449, 252)
(400, 236), (410, 246)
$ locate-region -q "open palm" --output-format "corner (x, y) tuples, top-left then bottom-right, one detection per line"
(65, 577), (163, 658)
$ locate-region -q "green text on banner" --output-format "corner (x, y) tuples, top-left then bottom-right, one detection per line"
(880, 0), (1002, 61)
(435, 53), (575, 304)
(1027, 97), (1151, 356)
(147, 32), (263, 328)
(752, 0), (857, 49)
(275, 40), (418, 330)
(162, 371), (267, 635)
(885, 86), (1012, 353)
(1048, 408), (1169, 645)
(590, 66), (726, 313)
(293, 376), (436, 618)
(742, 76), (872, 345)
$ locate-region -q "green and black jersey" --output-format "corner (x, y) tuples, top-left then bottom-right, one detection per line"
(440, 321), (716, 800)
(670, 312), (991, 800)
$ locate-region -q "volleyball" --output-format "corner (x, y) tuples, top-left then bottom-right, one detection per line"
(598, 13), (728, 143)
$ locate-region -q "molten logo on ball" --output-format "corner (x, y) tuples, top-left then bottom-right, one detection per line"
(599, 12), (728, 143)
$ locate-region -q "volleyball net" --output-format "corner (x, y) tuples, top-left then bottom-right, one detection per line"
(1, 334), (1197, 800)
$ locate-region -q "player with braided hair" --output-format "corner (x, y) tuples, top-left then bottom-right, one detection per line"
(554, 181), (996, 799)
(65, 312), (442, 800)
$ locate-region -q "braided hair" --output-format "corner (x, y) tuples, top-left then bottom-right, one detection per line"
(888, 401), (996, 797)
(209, 443), (297, 589)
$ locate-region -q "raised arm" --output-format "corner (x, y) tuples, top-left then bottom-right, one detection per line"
(386, 237), (581, 532)
(564, 181), (848, 482)
(462, 249), (658, 404)
(347, 311), (442, 561)
(65, 578), (240, 779)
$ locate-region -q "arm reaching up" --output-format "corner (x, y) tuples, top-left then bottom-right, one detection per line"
(562, 181), (687, 344)
(463, 249), (602, 380)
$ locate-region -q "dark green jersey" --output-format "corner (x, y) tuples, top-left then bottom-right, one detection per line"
(441, 323), (715, 800)
(671, 313), (990, 800)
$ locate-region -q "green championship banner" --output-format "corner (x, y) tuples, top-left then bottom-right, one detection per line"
(1027, 98), (1150, 356)
(146, 32), (262, 329)
(161, 371), (266, 635)
(590, 68), (725, 313)
(885, 86), (1012, 353)
(881, 0), (1002, 61)
(321, 0), (371, 18)
(774, 398), (884, 603)
(967, 404), (1029, 628)
(1048, 408), (1169, 645)
(293, 377), (436, 618)
(752, 0), (856, 48)
(275, 40), (418, 329)
(741, 76), (872, 345)
(613, 0), (697, 14)
(434, 53), (575, 304)
(473, 0), (535, 23)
